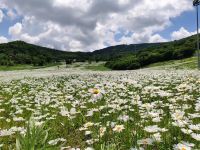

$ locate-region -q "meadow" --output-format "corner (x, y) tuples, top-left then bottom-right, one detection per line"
(0, 68), (200, 150)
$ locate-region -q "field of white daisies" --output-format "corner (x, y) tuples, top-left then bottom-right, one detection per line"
(0, 68), (200, 150)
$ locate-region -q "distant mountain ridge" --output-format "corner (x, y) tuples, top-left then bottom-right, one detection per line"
(0, 40), (163, 66)
(0, 35), (197, 69)
(0, 41), (83, 66)
(90, 43), (162, 61)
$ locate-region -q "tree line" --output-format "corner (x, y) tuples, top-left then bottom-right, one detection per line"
(105, 36), (197, 70)
(0, 35), (197, 70)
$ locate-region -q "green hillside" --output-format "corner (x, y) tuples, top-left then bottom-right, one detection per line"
(0, 34), (198, 70)
(0, 41), (88, 66)
(105, 35), (197, 70)
(0, 41), (161, 67)
(90, 43), (161, 61)
(147, 57), (197, 70)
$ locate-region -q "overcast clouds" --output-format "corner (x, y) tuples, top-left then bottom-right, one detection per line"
(0, 0), (195, 51)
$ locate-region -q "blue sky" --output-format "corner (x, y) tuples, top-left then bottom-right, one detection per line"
(160, 10), (196, 39)
(0, 0), (197, 51)
(0, 9), (22, 37)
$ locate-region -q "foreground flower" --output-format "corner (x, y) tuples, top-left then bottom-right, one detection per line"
(99, 127), (106, 137)
(152, 133), (162, 142)
(191, 133), (200, 141)
(89, 88), (102, 100)
(137, 138), (154, 145)
(48, 138), (66, 146)
(91, 88), (100, 95)
(84, 122), (94, 128)
(85, 147), (94, 150)
(172, 110), (185, 121)
(130, 147), (144, 150)
(113, 125), (125, 133)
(0, 129), (14, 137)
(173, 143), (192, 150)
(144, 125), (161, 133)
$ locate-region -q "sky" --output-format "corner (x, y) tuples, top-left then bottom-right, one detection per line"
(0, 0), (198, 52)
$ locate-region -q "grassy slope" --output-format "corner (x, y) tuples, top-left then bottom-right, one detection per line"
(0, 63), (62, 71)
(0, 58), (198, 71)
(84, 64), (111, 71)
(0, 56), (198, 71)
(0, 61), (111, 71)
(0, 35), (197, 71)
(66, 62), (111, 71)
(147, 57), (197, 69)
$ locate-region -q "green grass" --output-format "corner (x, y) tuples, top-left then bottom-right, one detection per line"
(1, 71), (200, 149)
(66, 62), (111, 71)
(0, 65), (36, 71)
(84, 63), (111, 71)
(1, 57), (198, 71)
(0, 62), (110, 71)
(0, 63), (62, 71)
(147, 57), (198, 69)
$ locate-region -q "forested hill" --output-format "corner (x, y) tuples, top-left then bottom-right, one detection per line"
(0, 40), (162, 66)
(0, 41), (88, 66)
(105, 35), (196, 70)
(0, 34), (197, 69)
(90, 43), (161, 61)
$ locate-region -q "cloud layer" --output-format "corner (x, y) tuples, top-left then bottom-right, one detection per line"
(2, 0), (193, 51)
(171, 27), (195, 40)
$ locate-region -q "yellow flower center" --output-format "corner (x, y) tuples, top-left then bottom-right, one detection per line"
(93, 89), (100, 94)
(143, 140), (148, 145)
(181, 148), (186, 150)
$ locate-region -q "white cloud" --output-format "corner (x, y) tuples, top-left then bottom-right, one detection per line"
(4, 0), (193, 51)
(0, 9), (4, 23)
(9, 22), (22, 35)
(20, 33), (40, 44)
(171, 27), (195, 40)
(0, 36), (8, 43)
(0, 1), (7, 9)
(149, 34), (167, 43)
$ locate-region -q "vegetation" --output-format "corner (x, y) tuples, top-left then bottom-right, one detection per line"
(0, 63), (62, 71)
(16, 117), (57, 150)
(0, 70), (200, 149)
(84, 63), (111, 71)
(0, 34), (198, 70)
(90, 43), (160, 61)
(0, 41), (161, 69)
(0, 41), (87, 67)
(105, 35), (197, 70)
(147, 57), (197, 69)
